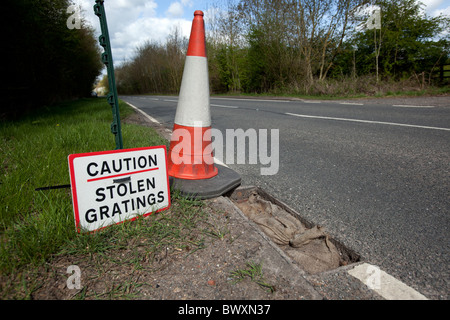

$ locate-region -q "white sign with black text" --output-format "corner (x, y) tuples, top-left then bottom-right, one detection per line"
(68, 146), (170, 232)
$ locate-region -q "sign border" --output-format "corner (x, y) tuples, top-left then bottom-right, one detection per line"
(68, 146), (171, 233)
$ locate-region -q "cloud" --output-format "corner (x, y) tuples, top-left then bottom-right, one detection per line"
(431, 5), (450, 17)
(166, 1), (195, 18)
(75, 0), (192, 66)
(420, 0), (450, 17)
(420, 0), (443, 12)
(167, 2), (184, 18)
(113, 17), (191, 55)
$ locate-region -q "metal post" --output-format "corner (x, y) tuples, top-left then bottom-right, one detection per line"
(94, 0), (123, 150)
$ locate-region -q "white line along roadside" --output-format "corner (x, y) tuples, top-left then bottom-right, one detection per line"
(286, 112), (450, 131)
(212, 97), (290, 103)
(339, 102), (364, 106)
(125, 101), (160, 124)
(211, 104), (239, 109)
(348, 263), (428, 300)
(302, 100), (321, 104)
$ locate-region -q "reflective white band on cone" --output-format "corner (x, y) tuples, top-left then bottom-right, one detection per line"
(174, 56), (211, 128)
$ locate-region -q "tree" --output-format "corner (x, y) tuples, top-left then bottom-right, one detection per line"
(234, 0), (367, 92)
(115, 28), (187, 95)
(2, 0), (102, 118)
(237, 0), (301, 92)
(337, 0), (450, 82)
(215, 0), (245, 92)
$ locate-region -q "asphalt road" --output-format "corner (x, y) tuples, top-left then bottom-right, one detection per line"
(121, 94), (449, 299)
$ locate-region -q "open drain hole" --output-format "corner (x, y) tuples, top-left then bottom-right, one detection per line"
(228, 186), (361, 275)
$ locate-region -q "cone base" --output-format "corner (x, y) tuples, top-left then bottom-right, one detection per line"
(169, 165), (218, 180)
(169, 164), (241, 199)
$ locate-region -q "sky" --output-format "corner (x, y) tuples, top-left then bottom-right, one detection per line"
(75, 0), (450, 70)
(77, 0), (213, 67)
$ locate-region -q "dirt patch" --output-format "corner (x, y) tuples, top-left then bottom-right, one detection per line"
(23, 197), (320, 300)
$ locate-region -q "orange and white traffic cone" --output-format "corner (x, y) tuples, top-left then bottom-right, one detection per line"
(168, 10), (240, 199)
(168, 10), (217, 180)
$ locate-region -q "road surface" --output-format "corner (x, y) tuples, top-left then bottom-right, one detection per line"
(121, 94), (449, 299)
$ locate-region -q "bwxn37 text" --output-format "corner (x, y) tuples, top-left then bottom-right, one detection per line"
(178, 303), (271, 317)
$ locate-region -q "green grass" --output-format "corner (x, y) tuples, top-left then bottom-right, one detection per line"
(230, 261), (275, 293)
(58, 190), (207, 259)
(0, 189), (210, 299)
(0, 98), (168, 274)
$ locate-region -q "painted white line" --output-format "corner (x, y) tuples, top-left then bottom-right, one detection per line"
(212, 97), (290, 103)
(211, 104), (239, 109)
(340, 102), (364, 106)
(285, 112), (450, 131)
(303, 100), (321, 104)
(393, 105), (435, 108)
(348, 263), (428, 300)
(124, 101), (160, 124)
(163, 99), (178, 102)
(213, 157), (229, 167)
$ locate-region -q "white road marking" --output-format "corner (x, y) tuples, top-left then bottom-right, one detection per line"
(348, 263), (428, 300)
(339, 102), (364, 106)
(125, 102), (160, 124)
(212, 97), (290, 103)
(138, 97), (159, 101)
(285, 112), (450, 131)
(211, 104), (239, 109)
(303, 100), (321, 104)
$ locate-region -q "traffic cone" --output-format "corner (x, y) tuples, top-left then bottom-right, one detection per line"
(168, 10), (240, 199)
(168, 10), (216, 180)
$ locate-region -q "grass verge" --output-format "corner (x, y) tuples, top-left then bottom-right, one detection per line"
(0, 98), (169, 276)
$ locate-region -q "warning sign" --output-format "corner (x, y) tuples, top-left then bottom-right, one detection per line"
(68, 146), (170, 233)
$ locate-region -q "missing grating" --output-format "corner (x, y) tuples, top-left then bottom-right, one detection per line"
(228, 186), (361, 275)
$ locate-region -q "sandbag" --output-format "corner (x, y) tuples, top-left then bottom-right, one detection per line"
(236, 192), (305, 245)
(235, 192), (341, 274)
(285, 237), (341, 274)
(252, 216), (297, 245)
(289, 225), (327, 247)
